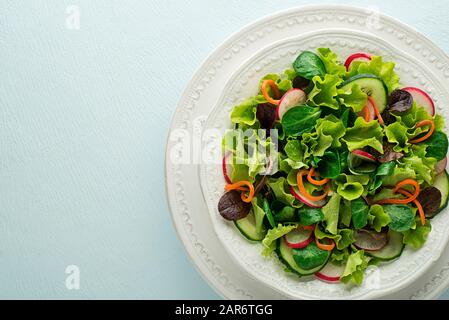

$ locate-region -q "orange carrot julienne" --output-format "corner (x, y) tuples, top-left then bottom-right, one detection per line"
(368, 96), (384, 125)
(297, 170), (329, 202)
(261, 79), (281, 105)
(409, 119), (435, 144)
(307, 168), (330, 186)
(376, 179), (420, 205)
(225, 181), (255, 203)
(315, 238), (335, 251)
(363, 104), (371, 122)
(396, 188), (426, 226)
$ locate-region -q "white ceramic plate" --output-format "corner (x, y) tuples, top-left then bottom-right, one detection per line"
(166, 5), (449, 299)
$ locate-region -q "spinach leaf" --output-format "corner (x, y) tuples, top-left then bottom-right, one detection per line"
(369, 161), (396, 193)
(281, 106), (321, 137)
(383, 204), (415, 232)
(274, 206), (296, 222)
(426, 131), (448, 161)
(351, 198), (369, 229)
(292, 242), (329, 270)
(317, 149), (341, 179)
(293, 51), (326, 80)
(298, 208), (324, 226)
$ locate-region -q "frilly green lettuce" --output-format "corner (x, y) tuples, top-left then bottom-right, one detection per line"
(307, 74), (341, 109)
(402, 218), (431, 250)
(338, 83), (368, 113)
(342, 118), (384, 153)
(314, 225), (355, 250)
(382, 166), (416, 186)
(385, 121), (410, 153)
(251, 197), (267, 235)
(230, 97), (258, 125)
(400, 155), (436, 185)
(368, 204), (392, 232)
(322, 193), (341, 235)
(267, 177), (299, 207)
(261, 224), (298, 256)
(340, 250), (370, 285)
(334, 174), (370, 201)
(317, 48), (346, 78)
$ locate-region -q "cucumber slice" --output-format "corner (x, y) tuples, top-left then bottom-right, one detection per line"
(433, 171), (449, 215)
(367, 230), (404, 261)
(340, 74), (388, 112)
(277, 238), (329, 276)
(234, 211), (266, 241)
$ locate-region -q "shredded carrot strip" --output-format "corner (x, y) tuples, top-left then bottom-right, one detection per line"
(409, 119), (435, 144)
(376, 179), (420, 205)
(396, 189), (426, 226)
(261, 79), (281, 105)
(302, 225), (316, 231)
(363, 104), (370, 122)
(315, 238), (335, 251)
(307, 167), (330, 186)
(225, 181), (255, 203)
(297, 170), (329, 202)
(368, 96), (384, 125)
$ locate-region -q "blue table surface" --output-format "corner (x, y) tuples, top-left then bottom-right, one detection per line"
(1, 0), (449, 299)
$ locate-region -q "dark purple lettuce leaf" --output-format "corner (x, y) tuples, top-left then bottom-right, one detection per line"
(218, 190), (251, 221)
(417, 187), (442, 218)
(388, 89), (413, 114)
(292, 76), (310, 91)
(256, 103), (277, 130)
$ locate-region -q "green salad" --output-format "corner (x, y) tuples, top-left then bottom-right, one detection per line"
(217, 48), (449, 285)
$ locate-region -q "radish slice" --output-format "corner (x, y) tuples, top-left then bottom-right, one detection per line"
(315, 261), (345, 283)
(344, 52), (372, 70)
(402, 87), (435, 116)
(354, 229), (388, 251)
(435, 157), (447, 175)
(277, 89), (307, 120)
(290, 186), (326, 208)
(352, 150), (378, 163)
(284, 227), (313, 249)
(222, 152), (232, 184)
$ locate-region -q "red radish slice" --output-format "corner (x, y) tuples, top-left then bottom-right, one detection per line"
(354, 229), (388, 251)
(435, 157), (447, 175)
(284, 227), (314, 249)
(402, 87), (435, 116)
(277, 88), (307, 120)
(352, 150), (378, 163)
(222, 152), (232, 184)
(290, 186), (326, 208)
(315, 261), (346, 283)
(344, 52), (372, 70)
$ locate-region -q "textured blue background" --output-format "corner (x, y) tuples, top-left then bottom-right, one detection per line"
(1, 0), (448, 299)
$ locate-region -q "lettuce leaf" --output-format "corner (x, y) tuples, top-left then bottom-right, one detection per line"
(401, 155), (436, 185)
(338, 83), (368, 113)
(316, 115), (346, 148)
(314, 226), (355, 250)
(334, 174), (370, 201)
(307, 74), (341, 109)
(261, 224), (298, 256)
(230, 97), (258, 125)
(340, 250), (370, 285)
(402, 218), (431, 249)
(317, 48), (346, 78)
(347, 56), (400, 92)
(385, 121), (410, 153)
(382, 166), (416, 186)
(367, 204), (392, 232)
(322, 193), (341, 235)
(342, 118), (384, 153)
(267, 177), (299, 207)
